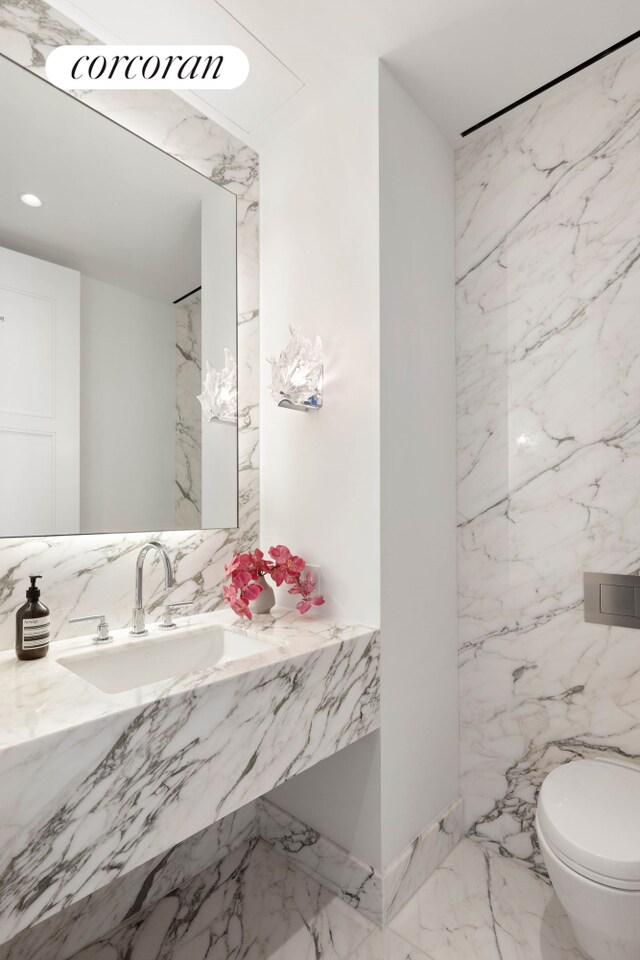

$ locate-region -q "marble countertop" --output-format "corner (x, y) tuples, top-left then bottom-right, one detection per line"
(0, 608), (379, 944)
(0, 608), (373, 750)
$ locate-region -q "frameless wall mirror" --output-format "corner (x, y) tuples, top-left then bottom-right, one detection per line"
(0, 55), (238, 536)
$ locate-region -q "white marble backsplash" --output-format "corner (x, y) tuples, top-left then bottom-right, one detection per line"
(457, 45), (640, 867)
(0, 0), (259, 651)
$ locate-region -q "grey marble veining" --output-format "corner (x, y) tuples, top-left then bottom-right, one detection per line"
(386, 839), (582, 959)
(257, 796), (461, 926)
(72, 840), (263, 960)
(175, 293), (203, 528)
(351, 930), (428, 959)
(73, 839), (375, 960)
(457, 44), (640, 867)
(258, 798), (383, 924)
(59, 834), (581, 960)
(0, 610), (379, 943)
(3, 774), (455, 959)
(0, 802), (258, 960)
(382, 798), (462, 923)
(0, 0), (259, 652)
(0, 0), (92, 62)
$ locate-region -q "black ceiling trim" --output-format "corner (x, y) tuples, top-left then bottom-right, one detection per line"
(461, 28), (640, 137)
(173, 285), (202, 305)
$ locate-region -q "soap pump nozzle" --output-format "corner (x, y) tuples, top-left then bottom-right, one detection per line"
(27, 575), (42, 600)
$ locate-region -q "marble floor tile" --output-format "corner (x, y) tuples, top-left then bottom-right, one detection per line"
(389, 839), (583, 960)
(71, 836), (585, 960)
(238, 840), (374, 959)
(72, 840), (373, 960)
(72, 840), (257, 960)
(352, 928), (431, 959)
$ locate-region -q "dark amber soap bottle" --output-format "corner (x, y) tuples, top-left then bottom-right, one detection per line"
(16, 575), (50, 661)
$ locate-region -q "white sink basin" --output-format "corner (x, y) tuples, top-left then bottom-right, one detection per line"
(57, 626), (274, 694)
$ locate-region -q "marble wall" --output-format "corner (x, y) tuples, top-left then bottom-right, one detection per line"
(457, 45), (640, 867)
(175, 293), (202, 528)
(0, 0), (259, 651)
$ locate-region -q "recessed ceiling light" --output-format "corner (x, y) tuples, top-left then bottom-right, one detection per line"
(20, 193), (42, 207)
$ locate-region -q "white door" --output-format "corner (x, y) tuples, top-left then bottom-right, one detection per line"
(0, 246), (80, 535)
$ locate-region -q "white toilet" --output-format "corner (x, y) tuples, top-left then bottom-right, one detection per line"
(536, 758), (640, 960)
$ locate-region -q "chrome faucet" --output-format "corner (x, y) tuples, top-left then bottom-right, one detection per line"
(130, 540), (174, 636)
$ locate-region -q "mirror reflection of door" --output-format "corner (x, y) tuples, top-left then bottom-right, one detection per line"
(0, 246), (80, 535)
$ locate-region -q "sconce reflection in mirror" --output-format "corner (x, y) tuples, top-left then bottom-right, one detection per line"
(268, 326), (323, 412)
(197, 348), (237, 424)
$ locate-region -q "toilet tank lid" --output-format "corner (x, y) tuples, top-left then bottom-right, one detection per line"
(538, 758), (640, 883)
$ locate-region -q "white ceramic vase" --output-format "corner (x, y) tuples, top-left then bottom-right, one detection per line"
(249, 575), (276, 615)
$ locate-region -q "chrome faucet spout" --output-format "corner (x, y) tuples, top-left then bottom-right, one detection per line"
(131, 540), (174, 636)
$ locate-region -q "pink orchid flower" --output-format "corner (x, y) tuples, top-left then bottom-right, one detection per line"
(223, 545), (326, 619)
(242, 580), (264, 602)
(296, 595), (325, 615)
(269, 545), (306, 586)
(223, 584), (251, 620)
(292, 569), (325, 614)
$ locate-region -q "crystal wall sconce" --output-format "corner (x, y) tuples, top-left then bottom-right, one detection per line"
(267, 326), (323, 412)
(197, 348), (237, 424)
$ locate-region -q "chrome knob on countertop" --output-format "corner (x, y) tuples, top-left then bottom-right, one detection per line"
(68, 614), (113, 644)
(158, 602), (193, 630)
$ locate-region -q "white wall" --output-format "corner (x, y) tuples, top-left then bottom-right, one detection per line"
(261, 63), (459, 871)
(378, 65), (459, 865)
(260, 64), (382, 868)
(80, 276), (176, 533)
(260, 64), (380, 627)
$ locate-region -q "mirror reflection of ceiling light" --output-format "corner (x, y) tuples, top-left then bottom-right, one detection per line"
(20, 193), (42, 207)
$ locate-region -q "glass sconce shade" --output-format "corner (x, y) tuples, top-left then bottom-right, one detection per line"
(268, 326), (323, 412)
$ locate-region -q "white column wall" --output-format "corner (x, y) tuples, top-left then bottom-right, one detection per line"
(379, 65), (459, 865)
(259, 64), (382, 868)
(260, 63), (459, 870)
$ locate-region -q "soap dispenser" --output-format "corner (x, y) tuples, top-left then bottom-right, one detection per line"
(16, 575), (50, 661)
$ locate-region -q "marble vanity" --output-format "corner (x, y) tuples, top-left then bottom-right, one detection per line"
(0, 610), (379, 945)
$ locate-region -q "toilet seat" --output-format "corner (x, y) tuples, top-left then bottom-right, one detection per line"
(537, 758), (640, 891)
